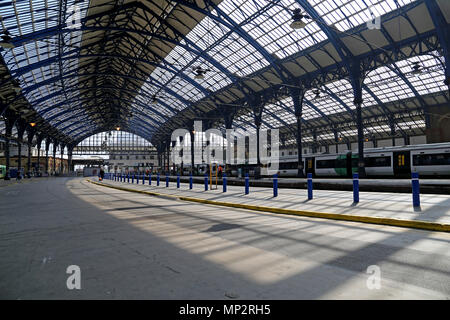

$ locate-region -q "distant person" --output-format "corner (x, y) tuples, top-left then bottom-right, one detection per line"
(99, 167), (105, 181)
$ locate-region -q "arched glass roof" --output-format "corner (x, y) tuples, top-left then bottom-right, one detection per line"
(0, 0), (448, 147)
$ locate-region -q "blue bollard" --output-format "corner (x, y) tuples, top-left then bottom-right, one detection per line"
(412, 172), (420, 207)
(177, 174), (180, 188)
(132, 174), (134, 184)
(245, 173), (249, 195)
(127, 174), (130, 183)
(204, 174), (208, 191)
(353, 173), (359, 203)
(273, 174), (278, 197)
(149, 173), (152, 186)
(223, 173), (227, 193)
(142, 174), (145, 184)
(166, 174), (169, 187)
(189, 174), (193, 189)
(307, 173), (313, 200)
(157, 173), (160, 186)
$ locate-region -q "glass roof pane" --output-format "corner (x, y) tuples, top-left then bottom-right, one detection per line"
(310, 0), (416, 32)
(220, 0), (328, 59)
(0, 0), (94, 132)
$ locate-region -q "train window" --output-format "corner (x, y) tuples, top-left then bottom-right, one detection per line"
(351, 158), (358, 168)
(279, 161), (297, 170)
(316, 159), (336, 169)
(413, 153), (450, 166)
(336, 159), (346, 168)
(364, 156), (391, 167)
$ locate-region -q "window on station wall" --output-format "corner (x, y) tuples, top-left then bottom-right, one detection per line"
(74, 131), (154, 156)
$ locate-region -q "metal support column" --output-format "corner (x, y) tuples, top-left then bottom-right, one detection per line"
(45, 139), (50, 175)
(52, 143), (57, 175)
(292, 88), (306, 177)
(60, 144), (65, 174)
(3, 120), (12, 180)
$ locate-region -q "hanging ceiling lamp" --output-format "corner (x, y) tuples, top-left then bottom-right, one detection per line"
(0, 29), (15, 49)
(290, 9), (308, 30)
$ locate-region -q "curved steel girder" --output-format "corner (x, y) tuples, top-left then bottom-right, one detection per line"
(11, 25), (235, 82)
(5, 111), (74, 146)
(31, 79), (186, 120)
(70, 116), (156, 142)
(44, 95), (172, 131)
(68, 119), (155, 142)
(295, 1), (354, 75)
(53, 99), (169, 132)
(34, 68), (242, 131)
(170, 0), (290, 82)
(424, 0), (450, 79)
(37, 83), (180, 121)
(68, 116), (155, 141)
(9, 0), (240, 87)
(72, 126), (153, 147)
(6, 8), (243, 117)
(27, 75), (178, 118)
(53, 107), (161, 134)
(362, 84), (409, 137)
(13, 52), (209, 98)
(45, 94), (172, 134)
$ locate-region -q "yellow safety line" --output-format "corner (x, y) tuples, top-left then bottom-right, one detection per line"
(87, 179), (450, 233)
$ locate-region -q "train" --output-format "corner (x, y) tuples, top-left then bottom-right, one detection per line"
(273, 142), (450, 178)
(173, 143), (450, 178)
(0, 165), (6, 179)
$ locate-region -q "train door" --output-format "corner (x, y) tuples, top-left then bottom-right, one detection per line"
(305, 157), (315, 176)
(345, 152), (356, 178)
(393, 151), (411, 176)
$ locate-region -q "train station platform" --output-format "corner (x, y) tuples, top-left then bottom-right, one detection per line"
(164, 175), (450, 195)
(1, 177), (449, 299)
(96, 176), (450, 231)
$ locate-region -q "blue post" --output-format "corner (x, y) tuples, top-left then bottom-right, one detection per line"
(273, 174), (278, 198)
(166, 173), (169, 187)
(353, 173), (359, 203)
(307, 173), (313, 200)
(149, 173), (152, 186)
(132, 174), (134, 184)
(177, 174), (180, 188)
(412, 172), (420, 207)
(142, 174), (145, 184)
(204, 174), (208, 191)
(189, 174), (193, 189)
(223, 173), (227, 193)
(157, 173), (160, 186)
(127, 174), (130, 183)
(245, 173), (249, 195)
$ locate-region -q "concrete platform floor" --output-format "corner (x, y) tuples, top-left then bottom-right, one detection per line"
(103, 178), (450, 225)
(1, 177), (450, 299)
